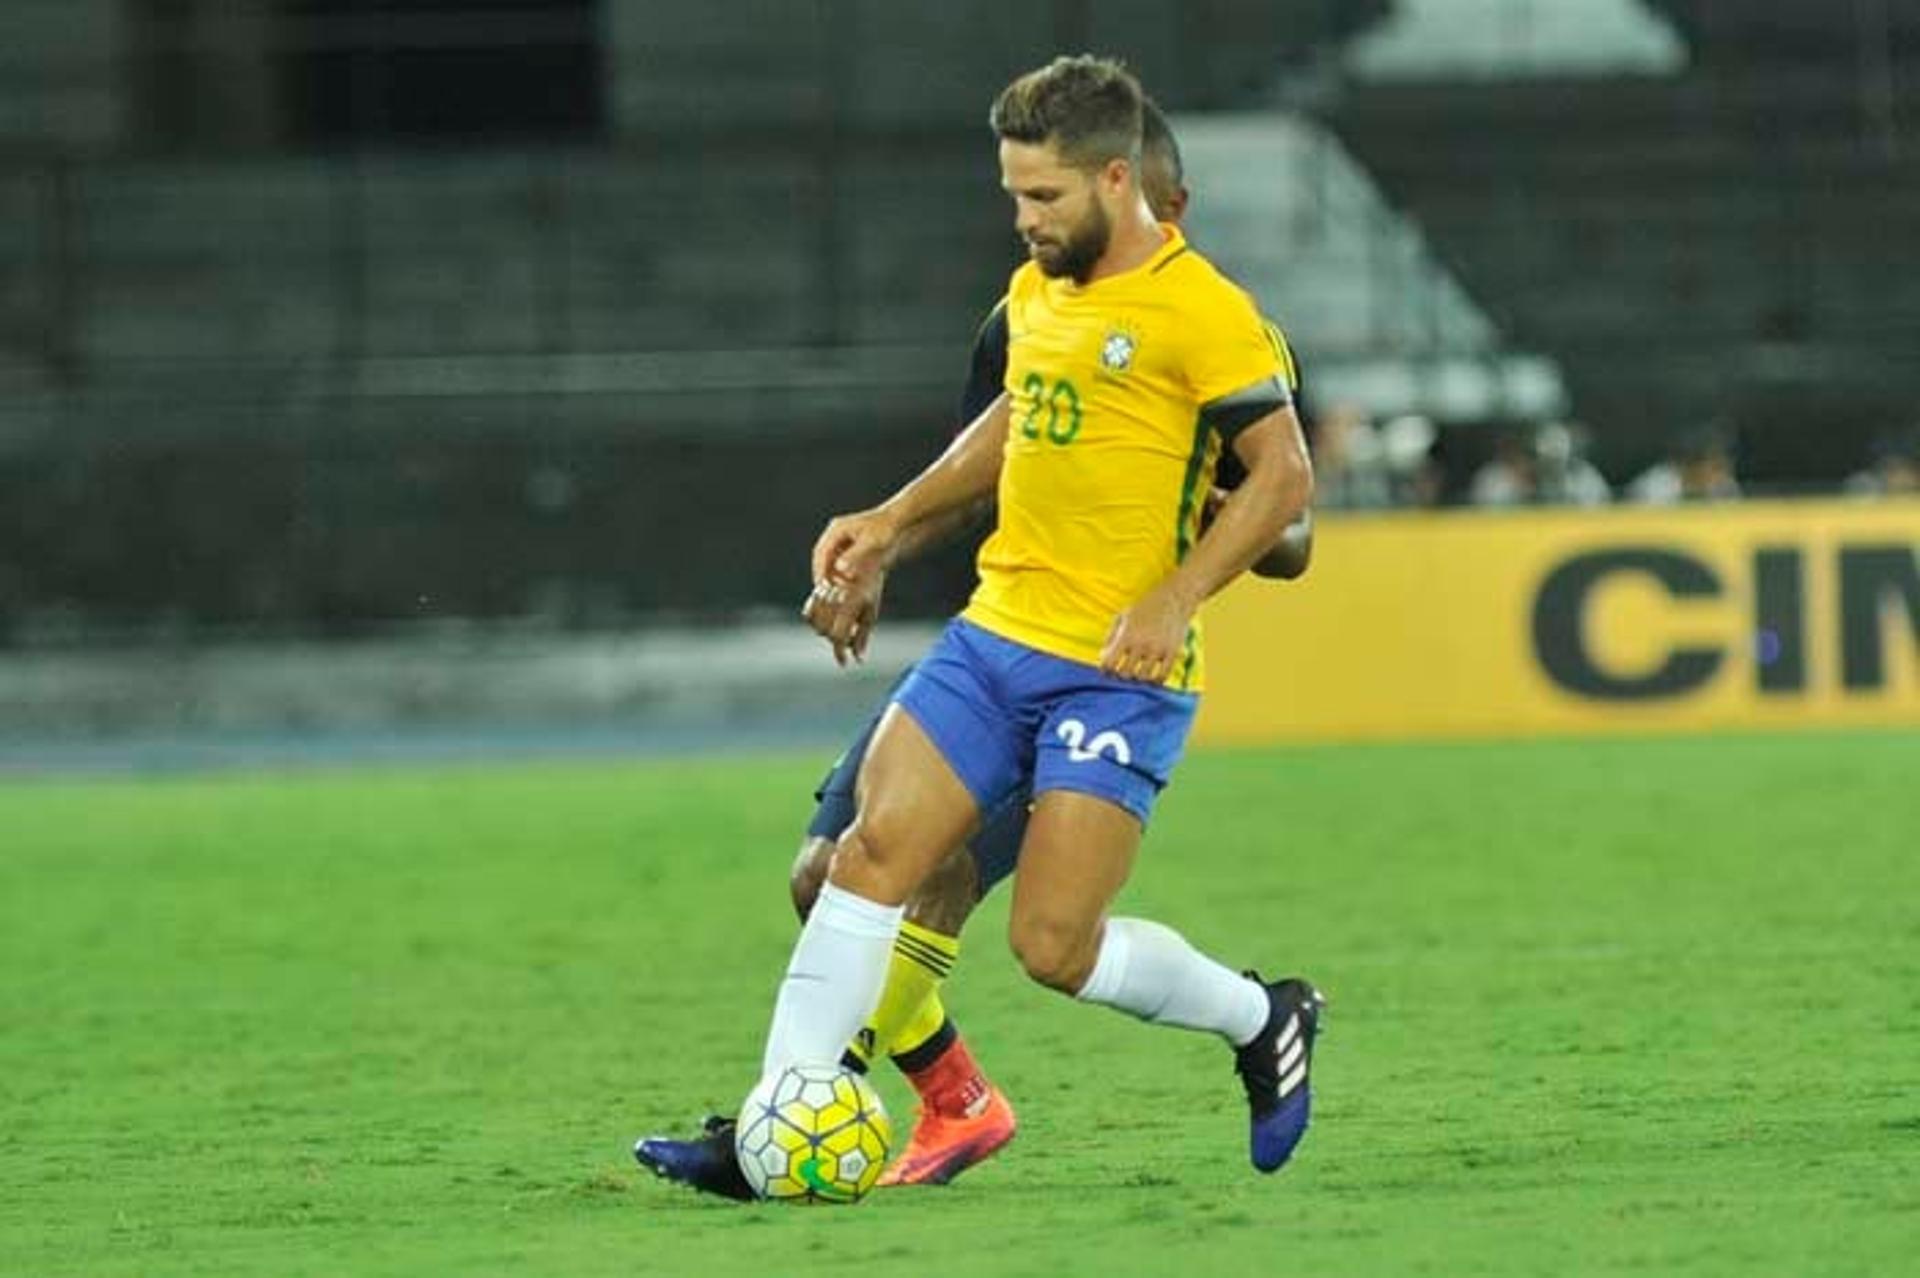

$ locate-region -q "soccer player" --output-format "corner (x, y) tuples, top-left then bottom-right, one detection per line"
(636, 97), (1313, 1197)
(642, 57), (1322, 1192)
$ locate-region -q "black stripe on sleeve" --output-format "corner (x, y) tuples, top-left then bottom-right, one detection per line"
(1198, 375), (1292, 441)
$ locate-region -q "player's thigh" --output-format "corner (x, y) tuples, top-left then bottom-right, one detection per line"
(1007, 790), (1143, 990)
(966, 785), (1030, 900)
(805, 676), (902, 847)
(833, 704), (982, 904)
(795, 676), (903, 916)
(901, 783), (1025, 933)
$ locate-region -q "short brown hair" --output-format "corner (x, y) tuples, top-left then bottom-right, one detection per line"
(989, 55), (1143, 172)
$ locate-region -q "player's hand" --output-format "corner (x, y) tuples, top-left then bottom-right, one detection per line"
(802, 570), (886, 667)
(1100, 583), (1197, 685)
(811, 508), (902, 591)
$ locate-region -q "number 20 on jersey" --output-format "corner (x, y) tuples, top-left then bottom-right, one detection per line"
(1019, 372), (1082, 445)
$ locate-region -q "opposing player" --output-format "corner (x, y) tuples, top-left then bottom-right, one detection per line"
(642, 57), (1322, 1192)
(635, 96), (1315, 1197)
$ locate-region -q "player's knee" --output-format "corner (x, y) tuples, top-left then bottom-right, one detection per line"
(826, 818), (916, 904)
(1009, 914), (1097, 994)
(789, 837), (835, 921)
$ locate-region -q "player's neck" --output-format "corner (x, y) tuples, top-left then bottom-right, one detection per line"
(1081, 213), (1169, 286)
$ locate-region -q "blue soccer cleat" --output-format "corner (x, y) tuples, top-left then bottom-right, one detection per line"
(633, 1114), (757, 1201)
(1234, 975), (1327, 1173)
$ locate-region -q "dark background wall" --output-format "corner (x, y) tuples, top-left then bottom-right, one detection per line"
(0, 1), (1912, 644)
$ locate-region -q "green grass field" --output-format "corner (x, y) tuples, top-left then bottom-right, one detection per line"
(3, 731), (1916, 1277)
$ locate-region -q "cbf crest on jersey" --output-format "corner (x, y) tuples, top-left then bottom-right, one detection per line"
(1099, 324), (1140, 374)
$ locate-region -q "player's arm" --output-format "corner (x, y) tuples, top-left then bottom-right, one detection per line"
(810, 392), (1010, 589)
(803, 493), (998, 666)
(1254, 508), (1313, 580)
(875, 300), (1009, 567)
(1204, 490), (1312, 580)
(886, 493), (996, 565)
(1101, 404), (1312, 682)
(805, 303), (1010, 664)
(1193, 317), (1311, 582)
(1247, 318), (1313, 579)
(1174, 405), (1313, 597)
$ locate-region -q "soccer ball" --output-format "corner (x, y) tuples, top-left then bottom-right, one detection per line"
(734, 1062), (891, 1203)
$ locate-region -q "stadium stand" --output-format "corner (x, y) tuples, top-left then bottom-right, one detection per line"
(2, 2), (1913, 639)
(1325, 4), (1920, 480)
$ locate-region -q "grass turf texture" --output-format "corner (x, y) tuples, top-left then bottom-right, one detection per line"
(3, 731), (1915, 1277)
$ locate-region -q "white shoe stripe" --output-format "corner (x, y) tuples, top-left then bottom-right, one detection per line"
(1276, 1037), (1305, 1078)
(1278, 1060), (1309, 1099)
(1273, 1013), (1300, 1056)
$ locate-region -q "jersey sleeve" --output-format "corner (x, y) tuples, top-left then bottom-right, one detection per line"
(1215, 317), (1303, 492)
(1183, 284), (1292, 442)
(956, 299), (1010, 429)
(1264, 319), (1301, 397)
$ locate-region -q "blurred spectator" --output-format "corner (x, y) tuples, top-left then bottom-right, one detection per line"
(1380, 414), (1445, 507)
(1844, 431), (1919, 498)
(1469, 429), (1533, 507)
(1627, 425), (1742, 504)
(1534, 421), (1612, 506)
(1469, 421), (1610, 507)
(1310, 403), (1394, 509)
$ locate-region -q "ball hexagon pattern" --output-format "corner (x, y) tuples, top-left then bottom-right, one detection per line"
(734, 1063), (892, 1203)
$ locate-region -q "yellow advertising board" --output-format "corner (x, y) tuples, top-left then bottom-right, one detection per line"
(1196, 499), (1920, 744)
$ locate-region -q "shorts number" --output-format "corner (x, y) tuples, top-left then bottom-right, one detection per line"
(1018, 372), (1082, 445)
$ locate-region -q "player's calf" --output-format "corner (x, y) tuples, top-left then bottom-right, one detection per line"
(789, 836), (836, 921)
(824, 704), (981, 905)
(904, 845), (979, 935)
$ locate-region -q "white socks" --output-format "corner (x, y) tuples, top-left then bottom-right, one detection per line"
(759, 891), (1266, 1075)
(1075, 917), (1271, 1047)
(762, 881), (904, 1076)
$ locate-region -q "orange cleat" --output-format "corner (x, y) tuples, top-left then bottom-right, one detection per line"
(877, 1083), (1017, 1187)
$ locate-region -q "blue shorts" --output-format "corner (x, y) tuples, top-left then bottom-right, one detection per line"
(807, 667), (1030, 894)
(893, 618), (1198, 827)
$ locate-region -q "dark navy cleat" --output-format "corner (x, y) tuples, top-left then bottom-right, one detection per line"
(634, 1114), (757, 1201)
(1234, 976), (1326, 1174)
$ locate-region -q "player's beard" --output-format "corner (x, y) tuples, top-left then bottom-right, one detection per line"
(1029, 198), (1112, 284)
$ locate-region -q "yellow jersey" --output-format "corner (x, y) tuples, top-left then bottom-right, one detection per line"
(961, 224), (1292, 692)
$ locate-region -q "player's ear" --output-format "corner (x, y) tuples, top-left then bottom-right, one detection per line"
(1099, 155), (1131, 197)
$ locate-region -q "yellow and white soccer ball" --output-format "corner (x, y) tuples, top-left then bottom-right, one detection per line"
(734, 1062), (891, 1203)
